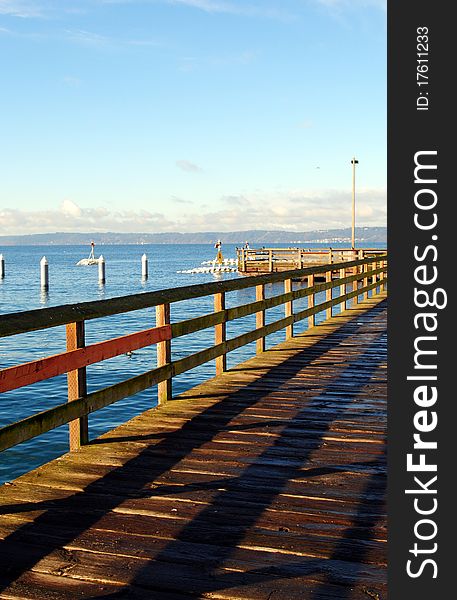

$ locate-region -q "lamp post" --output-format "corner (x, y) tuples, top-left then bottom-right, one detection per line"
(351, 157), (359, 249)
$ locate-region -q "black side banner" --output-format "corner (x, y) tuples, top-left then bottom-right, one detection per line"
(388, 1), (453, 597)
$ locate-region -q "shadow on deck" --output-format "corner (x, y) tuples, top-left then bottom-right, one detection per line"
(0, 295), (387, 600)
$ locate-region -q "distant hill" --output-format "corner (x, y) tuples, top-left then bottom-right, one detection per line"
(0, 227), (386, 246)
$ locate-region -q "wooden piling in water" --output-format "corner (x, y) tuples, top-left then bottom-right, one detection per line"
(141, 253), (148, 279)
(40, 256), (49, 289)
(98, 255), (106, 284)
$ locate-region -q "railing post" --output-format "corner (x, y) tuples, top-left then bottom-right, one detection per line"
(328, 248), (333, 264)
(363, 263), (371, 300)
(307, 273), (315, 328)
(215, 292), (227, 374)
(352, 266), (359, 306)
(375, 260), (381, 294)
(364, 261), (370, 300)
(256, 284), (265, 353)
(285, 278), (293, 339)
(156, 303), (172, 404)
(66, 321), (89, 450)
(268, 249), (273, 272)
(372, 259), (377, 297)
(326, 269), (332, 319)
(340, 267), (347, 311)
(382, 259), (387, 291)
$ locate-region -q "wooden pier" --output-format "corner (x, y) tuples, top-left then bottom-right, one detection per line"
(237, 247), (386, 275)
(0, 255), (387, 599)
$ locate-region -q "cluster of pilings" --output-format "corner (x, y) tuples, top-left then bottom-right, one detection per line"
(0, 253), (149, 288)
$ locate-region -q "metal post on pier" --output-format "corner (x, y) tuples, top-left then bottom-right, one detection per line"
(0, 254), (4, 279)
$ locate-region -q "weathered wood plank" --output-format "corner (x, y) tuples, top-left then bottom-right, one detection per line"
(0, 536), (387, 598)
(0, 294), (387, 599)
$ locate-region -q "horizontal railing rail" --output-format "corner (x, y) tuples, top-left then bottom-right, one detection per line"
(0, 255), (384, 338)
(236, 247), (387, 272)
(0, 254), (387, 454)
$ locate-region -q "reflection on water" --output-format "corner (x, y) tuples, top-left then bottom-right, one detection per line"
(40, 288), (49, 305)
(97, 281), (106, 298)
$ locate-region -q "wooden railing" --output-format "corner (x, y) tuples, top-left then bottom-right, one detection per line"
(0, 254), (387, 454)
(237, 246), (386, 272)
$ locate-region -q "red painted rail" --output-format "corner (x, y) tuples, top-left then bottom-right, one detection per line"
(0, 325), (172, 394)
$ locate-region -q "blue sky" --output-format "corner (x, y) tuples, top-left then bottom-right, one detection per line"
(0, 0), (386, 234)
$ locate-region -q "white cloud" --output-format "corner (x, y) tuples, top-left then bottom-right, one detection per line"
(0, 202), (175, 234)
(64, 29), (110, 47)
(0, 0), (43, 18)
(175, 160), (202, 173)
(316, 0), (386, 12)
(169, 0), (234, 12)
(171, 195), (194, 204)
(63, 28), (164, 49)
(60, 199), (83, 217)
(185, 188), (386, 231)
(62, 75), (82, 87)
(0, 189), (386, 235)
(167, 0), (294, 20)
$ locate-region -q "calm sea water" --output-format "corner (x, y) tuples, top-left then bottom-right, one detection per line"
(0, 242), (385, 484)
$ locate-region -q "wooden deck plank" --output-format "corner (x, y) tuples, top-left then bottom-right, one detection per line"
(0, 293), (387, 599)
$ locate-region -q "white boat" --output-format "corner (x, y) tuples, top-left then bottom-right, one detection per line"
(76, 242), (99, 266)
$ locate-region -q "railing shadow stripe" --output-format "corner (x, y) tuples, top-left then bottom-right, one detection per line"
(0, 302), (386, 597)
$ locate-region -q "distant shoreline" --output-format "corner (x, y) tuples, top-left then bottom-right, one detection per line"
(0, 227), (387, 246)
